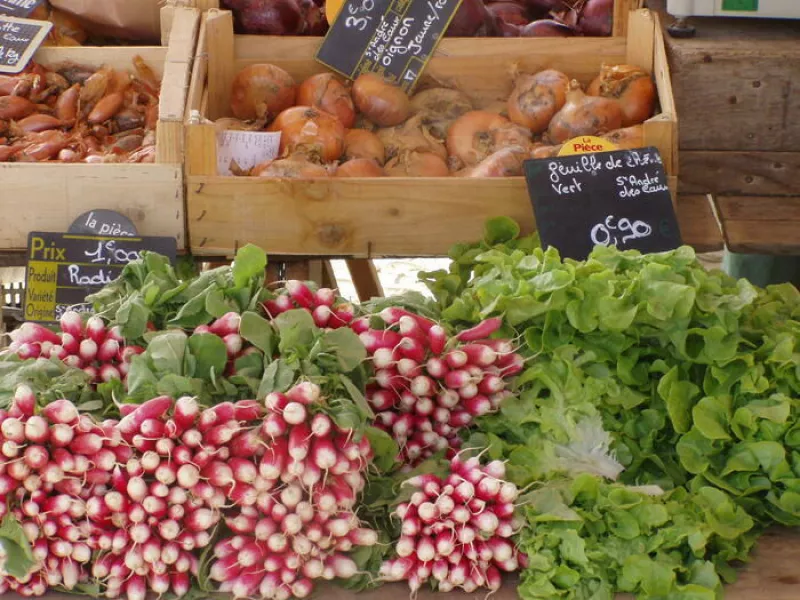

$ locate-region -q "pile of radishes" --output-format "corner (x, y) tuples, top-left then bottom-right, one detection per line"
(194, 311), (261, 376)
(209, 381), (377, 600)
(0, 388), (129, 596)
(382, 455), (525, 593)
(8, 312), (143, 386)
(357, 311), (523, 467)
(263, 281), (355, 330)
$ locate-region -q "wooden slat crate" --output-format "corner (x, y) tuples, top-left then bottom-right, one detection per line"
(184, 8), (681, 258)
(0, 7), (200, 253)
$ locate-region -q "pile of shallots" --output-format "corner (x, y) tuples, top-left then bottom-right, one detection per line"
(0, 57), (160, 164)
(220, 61), (656, 178)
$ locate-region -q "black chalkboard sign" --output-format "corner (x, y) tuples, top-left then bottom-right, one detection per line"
(524, 146), (682, 261)
(0, 0), (43, 18)
(69, 210), (139, 238)
(316, 0), (462, 92)
(0, 16), (51, 74)
(24, 232), (177, 323)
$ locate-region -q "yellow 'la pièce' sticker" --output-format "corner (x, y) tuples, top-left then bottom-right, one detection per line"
(558, 136), (618, 157)
(325, 0), (345, 24)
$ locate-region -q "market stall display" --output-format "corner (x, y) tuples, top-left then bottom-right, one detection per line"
(0, 7), (199, 252)
(0, 220), (798, 599)
(185, 8), (678, 257)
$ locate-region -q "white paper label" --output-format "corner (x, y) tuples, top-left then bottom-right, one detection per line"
(216, 130), (281, 176)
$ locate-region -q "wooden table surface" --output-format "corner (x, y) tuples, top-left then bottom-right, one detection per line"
(3, 528), (798, 599)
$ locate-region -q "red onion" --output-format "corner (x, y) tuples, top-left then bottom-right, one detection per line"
(578, 0), (613, 36)
(225, 0), (305, 35)
(487, 2), (530, 26)
(445, 0), (495, 36)
(520, 19), (576, 36)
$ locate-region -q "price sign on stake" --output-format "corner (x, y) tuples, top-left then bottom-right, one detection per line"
(316, 0), (463, 92)
(0, 0), (44, 18)
(24, 232), (177, 324)
(0, 16), (51, 74)
(216, 130), (281, 176)
(523, 145), (682, 261)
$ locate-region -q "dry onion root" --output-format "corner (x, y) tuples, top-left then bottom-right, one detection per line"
(587, 64), (657, 126)
(409, 87), (474, 140)
(546, 80), (623, 144)
(297, 72), (356, 128)
(268, 105), (345, 162)
(507, 69), (570, 134)
(377, 115), (447, 163)
(352, 73), (411, 127)
(385, 151), (450, 177)
(230, 63), (296, 120)
(335, 158), (386, 177)
(446, 110), (532, 171)
(343, 129), (385, 164)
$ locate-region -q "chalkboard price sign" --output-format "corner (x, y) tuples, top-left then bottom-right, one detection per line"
(524, 146), (682, 261)
(0, 16), (52, 74)
(0, 0), (44, 18)
(24, 232), (177, 323)
(315, 0), (463, 91)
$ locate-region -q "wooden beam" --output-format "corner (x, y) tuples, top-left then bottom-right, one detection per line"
(345, 260), (384, 301)
(679, 151), (800, 197)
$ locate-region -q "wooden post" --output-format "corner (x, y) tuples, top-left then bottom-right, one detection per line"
(205, 10), (235, 122)
(345, 259), (384, 301)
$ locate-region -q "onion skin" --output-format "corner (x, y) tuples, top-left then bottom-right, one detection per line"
(268, 106), (345, 162)
(460, 145), (528, 177)
(602, 125), (644, 149)
(343, 129), (385, 164)
(335, 158), (386, 177)
(378, 116), (447, 163)
(547, 80), (624, 144)
(587, 65), (657, 127)
(578, 0), (613, 36)
(531, 144), (562, 158)
(410, 88), (473, 140)
(230, 64), (296, 121)
(507, 69), (570, 133)
(352, 74), (410, 128)
(297, 73), (355, 128)
(385, 152), (450, 177)
(252, 155), (330, 177)
(520, 19), (576, 37)
(446, 110), (532, 169)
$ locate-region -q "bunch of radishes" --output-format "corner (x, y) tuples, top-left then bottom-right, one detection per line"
(84, 395), (262, 599)
(8, 312), (144, 386)
(3, 491), (93, 596)
(0, 388), (129, 597)
(381, 455), (524, 593)
(263, 281), (355, 329)
(194, 311), (262, 376)
(356, 311), (522, 466)
(208, 381), (378, 600)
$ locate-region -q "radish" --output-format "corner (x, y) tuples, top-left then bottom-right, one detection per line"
(209, 312), (241, 336)
(286, 280), (315, 308)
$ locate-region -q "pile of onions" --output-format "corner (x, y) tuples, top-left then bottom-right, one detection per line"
(221, 0), (616, 38)
(221, 60), (658, 179)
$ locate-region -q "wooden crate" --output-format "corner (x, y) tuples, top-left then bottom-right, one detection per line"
(184, 8), (679, 258)
(192, 0), (644, 37)
(0, 7), (200, 253)
(646, 0), (800, 255)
